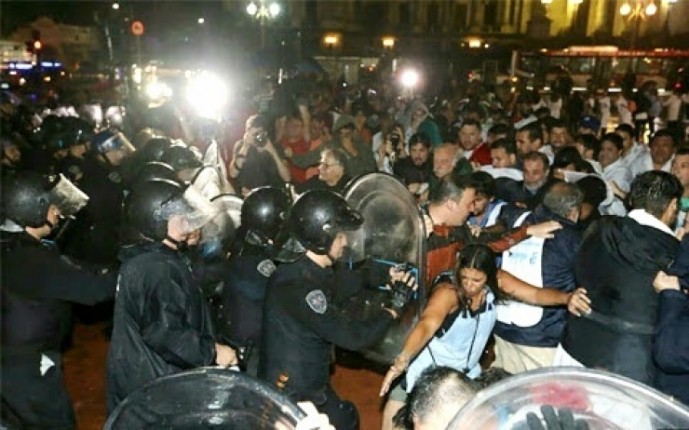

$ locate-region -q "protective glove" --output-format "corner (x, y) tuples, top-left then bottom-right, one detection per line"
(387, 274), (416, 315)
(524, 405), (589, 430)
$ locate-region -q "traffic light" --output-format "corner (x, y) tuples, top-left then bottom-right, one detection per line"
(30, 29), (42, 52)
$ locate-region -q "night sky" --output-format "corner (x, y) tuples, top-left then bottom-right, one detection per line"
(1, 1), (233, 37)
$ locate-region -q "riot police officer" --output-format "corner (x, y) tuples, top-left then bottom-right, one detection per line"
(106, 179), (237, 413)
(60, 129), (132, 265)
(258, 190), (416, 430)
(1, 172), (116, 429)
(219, 187), (290, 374)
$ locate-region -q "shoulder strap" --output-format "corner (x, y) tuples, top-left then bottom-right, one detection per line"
(513, 211), (532, 228)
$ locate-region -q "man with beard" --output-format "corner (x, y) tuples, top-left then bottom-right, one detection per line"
(458, 119), (491, 166)
(516, 121), (553, 163)
(393, 133), (432, 196)
(548, 118), (571, 151)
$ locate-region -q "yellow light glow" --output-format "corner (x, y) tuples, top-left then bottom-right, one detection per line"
(468, 38), (482, 49)
(382, 37), (395, 48)
(645, 1), (657, 16)
(620, 2), (632, 16)
(324, 34), (339, 46)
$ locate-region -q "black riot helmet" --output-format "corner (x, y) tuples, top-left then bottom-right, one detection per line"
(46, 130), (81, 154)
(63, 117), (95, 144)
(287, 190), (363, 254)
(139, 136), (173, 162)
(125, 179), (184, 241)
(2, 172), (53, 228)
(129, 161), (180, 191)
(39, 114), (65, 140)
(160, 144), (202, 172)
(124, 179), (216, 242)
(1, 171), (89, 228)
(241, 187), (290, 244)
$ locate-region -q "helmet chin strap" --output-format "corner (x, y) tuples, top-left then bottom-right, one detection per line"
(165, 234), (189, 252)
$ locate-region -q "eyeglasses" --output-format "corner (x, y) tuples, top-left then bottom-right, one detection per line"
(319, 161), (341, 169)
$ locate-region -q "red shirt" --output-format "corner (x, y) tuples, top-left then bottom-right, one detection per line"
(469, 142), (491, 166)
(281, 138), (310, 184)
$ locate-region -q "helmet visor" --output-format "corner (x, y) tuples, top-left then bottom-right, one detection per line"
(99, 132), (136, 156)
(156, 185), (220, 237)
(49, 174), (90, 219)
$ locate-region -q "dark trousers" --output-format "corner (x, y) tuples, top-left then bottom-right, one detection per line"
(1, 352), (75, 430)
(294, 385), (359, 430)
(317, 386), (359, 430)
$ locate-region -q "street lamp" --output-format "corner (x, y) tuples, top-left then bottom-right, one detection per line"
(246, 1), (281, 49)
(246, 1), (281, 19)
(619, 0), (657, 18)
(382, 36), (396, 49)
(197, 17), (205, 24)
(112, 2), (120, 10)
(619, 1), (657, 53)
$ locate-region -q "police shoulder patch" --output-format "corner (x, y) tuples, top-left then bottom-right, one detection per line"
(257, 259), (276, 277)
(305, 289), (327, 314)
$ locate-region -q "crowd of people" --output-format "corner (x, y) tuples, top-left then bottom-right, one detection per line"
(1, 69), (689, 430)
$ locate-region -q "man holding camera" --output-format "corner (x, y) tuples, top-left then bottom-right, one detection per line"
(229, 114), (291, 197)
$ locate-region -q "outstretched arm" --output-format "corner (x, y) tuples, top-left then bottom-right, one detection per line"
(379, 285), (457, 396)
(497, 270), (591, 316)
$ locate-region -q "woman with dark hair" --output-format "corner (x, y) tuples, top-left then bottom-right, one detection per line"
(379, 244), (590, 429)
(381, 244), (501, 398)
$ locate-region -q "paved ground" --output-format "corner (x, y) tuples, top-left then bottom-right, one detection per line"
(63, 322), (386, 429)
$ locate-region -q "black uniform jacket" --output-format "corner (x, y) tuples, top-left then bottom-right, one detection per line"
(1, 231), (117, 357)
(106, 242), (216, 412)
(1, 231), (116, 428)
(258, 256), (394, 400)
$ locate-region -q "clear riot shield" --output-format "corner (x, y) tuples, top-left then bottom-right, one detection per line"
(79, 104), (103, 129)
(104, 368), (306, 429)
(197, 193), (241, 259)
(448, 367), (689, 430)
(344, 172), (427, 364)
(211, 194), (243, 232)
(49, 174), (89, 219)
